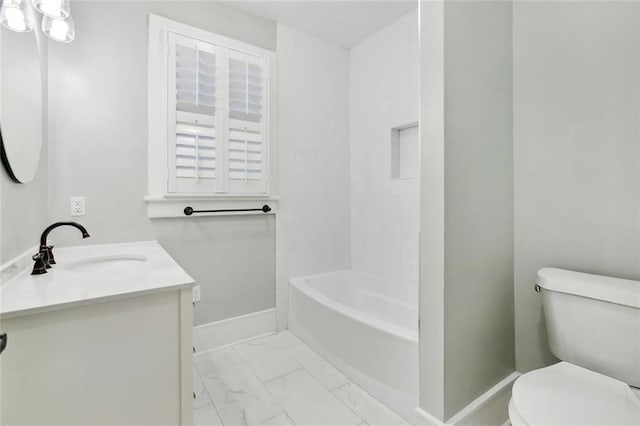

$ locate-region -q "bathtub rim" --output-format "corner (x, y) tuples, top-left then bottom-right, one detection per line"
(289, 269), (419, 343)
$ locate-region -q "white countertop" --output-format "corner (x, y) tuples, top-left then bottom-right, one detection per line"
(0, 241), (195, 319)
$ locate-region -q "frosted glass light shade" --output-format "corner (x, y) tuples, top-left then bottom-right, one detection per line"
(32, 0), (69, 18)
(0, 0), (34, 32)
(42, 14), (74, 42)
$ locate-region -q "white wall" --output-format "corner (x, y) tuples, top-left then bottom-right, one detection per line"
(514, 1), (640, 373)
(276, 24), (351, 330)
(349, 9), (419, 289)
(46, 2), (277, 326)
(419, 1), (445, 419)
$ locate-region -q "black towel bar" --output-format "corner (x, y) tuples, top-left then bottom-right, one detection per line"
(184, 205), (271, 216)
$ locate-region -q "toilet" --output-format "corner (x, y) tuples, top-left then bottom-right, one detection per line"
(509, 268), (640, 426)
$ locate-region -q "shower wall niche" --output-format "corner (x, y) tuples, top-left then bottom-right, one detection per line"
(391, 123), (419, 180)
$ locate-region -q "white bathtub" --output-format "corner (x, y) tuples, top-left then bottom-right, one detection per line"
(288, 270), (418, 421)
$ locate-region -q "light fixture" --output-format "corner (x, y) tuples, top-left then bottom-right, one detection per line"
(0, 0), (34, 33)
(1, 0), (75, 42)
(31, 0), (69, 19)
(41, 14), (73, 43)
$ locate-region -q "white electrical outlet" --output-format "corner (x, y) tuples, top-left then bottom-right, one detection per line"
(192, 285), (201, 303)
(70, 197), (85, 216)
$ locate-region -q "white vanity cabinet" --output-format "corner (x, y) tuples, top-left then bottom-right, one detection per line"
(0, 241), (195, 425)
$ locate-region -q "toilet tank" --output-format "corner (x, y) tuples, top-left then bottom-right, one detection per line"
(538, 268), (640, 387)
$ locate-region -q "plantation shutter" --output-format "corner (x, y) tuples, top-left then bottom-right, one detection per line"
(227, 50), (268, 194)
(167, 33), (221, 193)
(165, 33), (269, 195)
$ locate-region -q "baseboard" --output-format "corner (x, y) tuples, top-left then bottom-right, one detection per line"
(193, 308), (276, 353)
(414, 407), (446, 426)
(415, 372), (520, 426)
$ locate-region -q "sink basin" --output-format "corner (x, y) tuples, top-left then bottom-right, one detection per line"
(64, 255), (148, 273)
(1, 241), (195, 320)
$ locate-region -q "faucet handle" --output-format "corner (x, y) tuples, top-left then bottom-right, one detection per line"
(45, 245), (56, 265)
(31, 252), (48, 275)
(37, 245), (52, 269)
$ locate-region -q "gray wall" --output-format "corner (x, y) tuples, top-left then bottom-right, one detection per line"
(0, 30), (49, 265)
(46, 2), (277, 325)
(420, 1), (515, 420)
(0, 146), (49, 265)
(443, 1), (514, 418)
(420, 1), (640, 418)
(514, 2), (640, 372)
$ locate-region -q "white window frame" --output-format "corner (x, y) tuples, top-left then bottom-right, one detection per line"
(146, 14), (278, 218)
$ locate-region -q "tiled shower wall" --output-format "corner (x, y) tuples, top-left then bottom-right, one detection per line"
(349, 10), (420, 288)
(276, 25), (351, 330)
(276, 9), (419, 329)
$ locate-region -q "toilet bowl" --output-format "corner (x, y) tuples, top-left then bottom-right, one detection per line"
(508, 268), (640, 426)
(509, 362), (640, 425)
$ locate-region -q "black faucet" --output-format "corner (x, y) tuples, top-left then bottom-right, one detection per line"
(32, 222), (90, 275)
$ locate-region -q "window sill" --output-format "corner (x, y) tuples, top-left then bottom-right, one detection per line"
(144, 195), (279, 218)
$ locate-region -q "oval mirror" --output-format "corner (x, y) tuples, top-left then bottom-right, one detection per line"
(0, 23), (43, 184)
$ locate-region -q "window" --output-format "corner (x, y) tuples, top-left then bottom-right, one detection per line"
(147, 15), (276, 217)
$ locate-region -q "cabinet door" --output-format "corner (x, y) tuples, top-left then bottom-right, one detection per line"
(0, 290), (193, 425)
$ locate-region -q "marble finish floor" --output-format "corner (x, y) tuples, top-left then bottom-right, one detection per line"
(193, 331), (412, 426)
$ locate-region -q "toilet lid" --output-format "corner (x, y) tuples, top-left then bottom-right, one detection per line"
(512, 362), (640, 425)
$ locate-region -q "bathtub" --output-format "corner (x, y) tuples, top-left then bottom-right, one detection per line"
(288, 270), (418, 421)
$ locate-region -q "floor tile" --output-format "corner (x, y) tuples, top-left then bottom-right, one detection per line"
(265, 369), (362, 426)
(193, 404), (223, 426)
(269, 331), (302, 349)
(202, 364), (283, 426)
(285, 344), (349, 390)
(235, 337), (301, 382)
(193, 367), (212, 408)
(257, 412), (297, 426)
(195, 347), (245, 377)
(333, 382), (409, 426)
